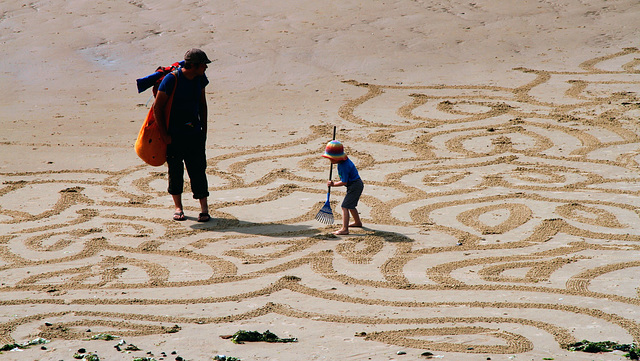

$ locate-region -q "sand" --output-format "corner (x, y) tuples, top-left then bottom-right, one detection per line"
(2, 0), (640, 360)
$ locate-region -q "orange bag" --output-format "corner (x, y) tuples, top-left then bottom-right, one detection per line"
(135, 108), (167, 166)
(135, 71), (178, 166)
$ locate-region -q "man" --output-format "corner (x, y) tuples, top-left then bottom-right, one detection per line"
(154, 48), (211, 222)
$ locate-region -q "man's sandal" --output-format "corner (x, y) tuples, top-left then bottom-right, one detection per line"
(197, 213), (211, 222)
(173, 211), (186, 221)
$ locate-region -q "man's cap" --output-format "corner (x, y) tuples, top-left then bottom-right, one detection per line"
(184, 48), (211, 64)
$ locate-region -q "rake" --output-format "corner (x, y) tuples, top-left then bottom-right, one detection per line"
(315, 126), (336, 224)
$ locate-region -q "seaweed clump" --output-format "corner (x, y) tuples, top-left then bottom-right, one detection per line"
(567, 339), (640, 359)
(0, 338), (49, 352)
(89, 333), (119, 341)
(225, 330), (297, 344)
(213, 356), (241, 361)
(73, 353), (100, 360)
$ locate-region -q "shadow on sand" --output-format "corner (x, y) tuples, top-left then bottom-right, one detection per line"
(189, 216), (415, 243)
(189, 216), (319, 237)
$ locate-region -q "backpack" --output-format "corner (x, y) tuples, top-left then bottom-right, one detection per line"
(136, 61), (184, 96)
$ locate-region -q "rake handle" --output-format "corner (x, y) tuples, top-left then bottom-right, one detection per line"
(327, 126), (337, 194)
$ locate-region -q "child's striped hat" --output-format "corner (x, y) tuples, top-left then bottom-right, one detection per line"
(322, 140), (348, 162)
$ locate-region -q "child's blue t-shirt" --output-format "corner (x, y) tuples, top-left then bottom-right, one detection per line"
(337, 158), (360, 184)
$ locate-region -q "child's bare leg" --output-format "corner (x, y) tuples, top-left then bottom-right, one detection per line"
(334, 207), (349, 235)
(349, 208), (362, 227)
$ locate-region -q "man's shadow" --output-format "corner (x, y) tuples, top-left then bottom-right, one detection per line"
(190, 216), (416, 244)
(188, 215), (319, 237)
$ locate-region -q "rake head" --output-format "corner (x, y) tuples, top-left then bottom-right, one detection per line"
(315, 201), (334, 224)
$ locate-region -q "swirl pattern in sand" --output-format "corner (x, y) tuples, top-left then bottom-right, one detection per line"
(2, 49), (640, 359)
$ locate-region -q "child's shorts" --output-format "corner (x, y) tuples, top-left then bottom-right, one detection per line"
(342, 178), (364, 209)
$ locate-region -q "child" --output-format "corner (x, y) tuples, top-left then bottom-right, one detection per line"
(322, 140), (364, 235)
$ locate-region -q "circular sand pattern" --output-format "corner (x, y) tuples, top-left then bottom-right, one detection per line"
(2, 49), (640, 358)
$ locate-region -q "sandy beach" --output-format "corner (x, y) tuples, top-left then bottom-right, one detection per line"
(2, 0), (640, 360)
